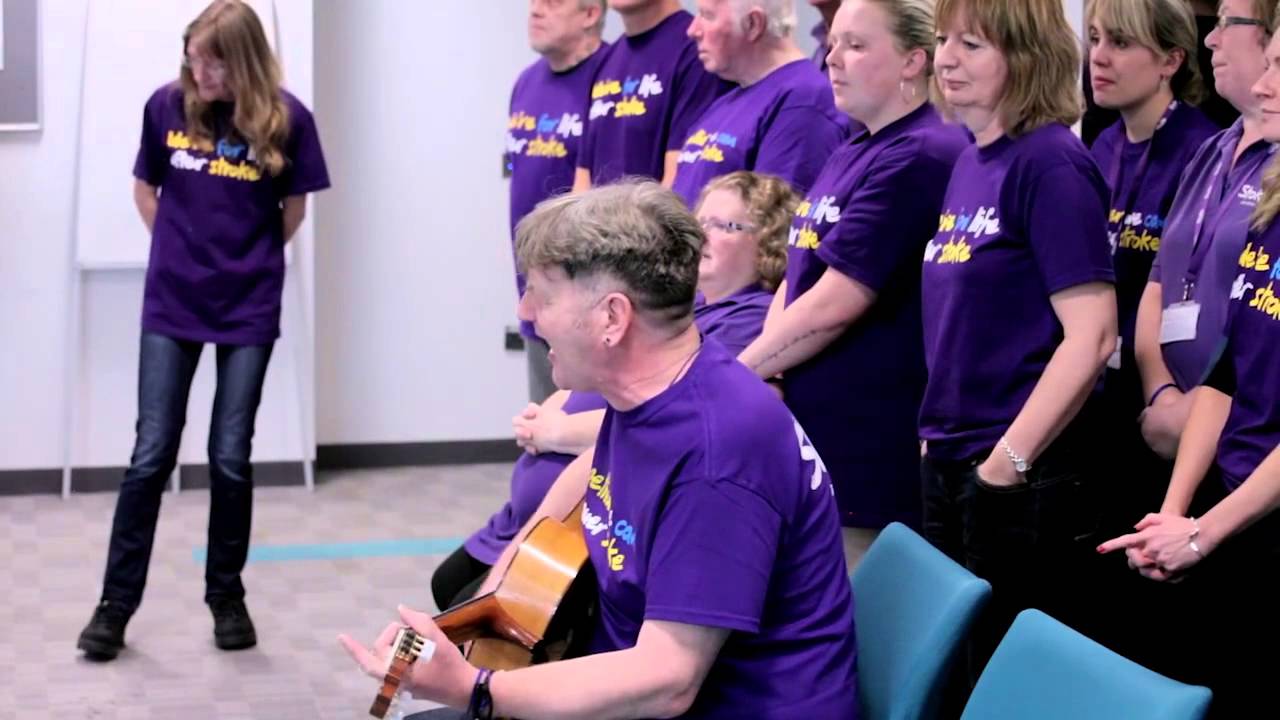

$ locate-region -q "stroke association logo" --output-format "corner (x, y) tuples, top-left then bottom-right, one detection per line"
(926, 206), (1000, 264)
(590, 73), (664, 120)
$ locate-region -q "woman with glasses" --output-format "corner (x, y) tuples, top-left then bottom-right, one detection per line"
(739, 0), (967, 558)
(1102, 1), (1277, 704)
(431, 171), (797, 612)
(1134, 0), (1276, 474)
(1101, 31), (1280, 717)
(76, 0), (329, 660)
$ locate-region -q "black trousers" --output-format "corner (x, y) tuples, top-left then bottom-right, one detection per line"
(921, 417), (1106, 686)
(431, 547), (490, 611)
(1165, 473), (1280, 719)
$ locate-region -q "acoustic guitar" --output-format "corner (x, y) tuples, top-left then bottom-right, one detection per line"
(435, 502), (597, 671)
(365, 505), (596, 718)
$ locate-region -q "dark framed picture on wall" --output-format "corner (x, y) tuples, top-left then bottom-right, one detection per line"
(1, 0), (40, 131)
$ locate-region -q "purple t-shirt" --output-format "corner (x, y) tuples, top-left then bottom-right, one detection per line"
(1151, 118), (1275, 390)
(1091, 103), (1216, 419)
(508, 47), (609, 338)
(464, 289), (773, 564)
(1091, 104), (1216, 400)
(784, 104), (968, 527)
(671, 60), (846, 206)
(583, 338), (858, 719)
(692, 284), (773, 356)
(1207, 225), (1280, 489)
(920, 123), (1115, 461)
(133, 84), (330, 345)
(578, 11), (730, 185)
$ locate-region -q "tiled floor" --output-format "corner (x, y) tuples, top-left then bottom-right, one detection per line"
(2, 462), (870, 720)
(0, 465), (511, 720)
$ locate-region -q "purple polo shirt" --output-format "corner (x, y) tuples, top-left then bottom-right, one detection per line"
(578, 11), (730, 185)
(1207, 225), (1280, 490)
(584, 338), (858, 719)
(920, 123), (1115, 461)
(507, 46), (610, 338)
(464, 287), (773, 564)
(1151, 118), (1276, 389)
(784, 104), (968, 527)
(133, 84), (330, 345)
(671, 59), (847, 206)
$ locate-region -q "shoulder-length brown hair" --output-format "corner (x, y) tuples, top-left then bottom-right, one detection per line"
(934, 0), (1083, 137)
(181, 0), (289, 176)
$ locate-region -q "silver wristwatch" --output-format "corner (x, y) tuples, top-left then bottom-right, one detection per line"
(998, 437), (1030, 474)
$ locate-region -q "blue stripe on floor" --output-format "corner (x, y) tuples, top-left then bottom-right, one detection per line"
(192, 537), (465, 564)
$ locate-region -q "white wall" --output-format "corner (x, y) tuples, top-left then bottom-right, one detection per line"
(0, 0), (315, 473)
(313, 0), (533, 445)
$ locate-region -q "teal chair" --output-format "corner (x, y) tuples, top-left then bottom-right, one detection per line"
(960, 609), (1212, 720)
(851, 521), (991, 720)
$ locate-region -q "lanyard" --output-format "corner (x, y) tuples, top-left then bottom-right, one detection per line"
(1107, 101), (1178, 250)
(1180, 154), (1228, 301)
(1180, 129), (1277, 300)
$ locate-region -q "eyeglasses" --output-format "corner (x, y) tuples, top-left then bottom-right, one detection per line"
(698, 217), (757, 234)
(1215, 15), (1267, 32)
(183, 55), (228, 79)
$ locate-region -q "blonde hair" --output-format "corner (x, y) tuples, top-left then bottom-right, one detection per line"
(181, 0), (290, 177)
(1247, 8), (1280, 230)
(867, 0), (941, 101)
(1086, 0), (1204, 105)
(934, 0), (1083, 136)
(516, 181), (703, 325)
(695, 171), (800, 292)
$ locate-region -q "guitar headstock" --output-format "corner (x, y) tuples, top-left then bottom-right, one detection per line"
(369, 626), (435, 719)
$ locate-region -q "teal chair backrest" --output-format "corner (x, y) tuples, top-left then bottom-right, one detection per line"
(851, 522), (991, 720)
(960, 609), (1212, 720)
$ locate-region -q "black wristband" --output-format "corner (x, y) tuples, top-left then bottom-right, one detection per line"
(468, 668), (494, 720)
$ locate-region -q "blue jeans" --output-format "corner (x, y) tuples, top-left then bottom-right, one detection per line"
(100, 332), (274, 611)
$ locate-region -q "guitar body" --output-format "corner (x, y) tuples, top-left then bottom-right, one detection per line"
(434, 506), (596, 672)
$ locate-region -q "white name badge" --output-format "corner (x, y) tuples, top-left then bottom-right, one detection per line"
(1160, 301), (1201, 344)
(1107, 336), (1123, 370)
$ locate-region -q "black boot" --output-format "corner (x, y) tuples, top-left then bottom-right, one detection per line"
(77, 600), (132, 660)
(209, 596), (257, 650)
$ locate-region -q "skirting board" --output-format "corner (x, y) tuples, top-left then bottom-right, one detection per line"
(0, 440), (522, 496)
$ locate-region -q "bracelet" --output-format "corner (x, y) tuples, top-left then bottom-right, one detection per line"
(998, 437), (1030, 474)
(1188, 517), (1204, 559)
(468, 668), (495, 720)
(1148, 382), (1179, 407)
